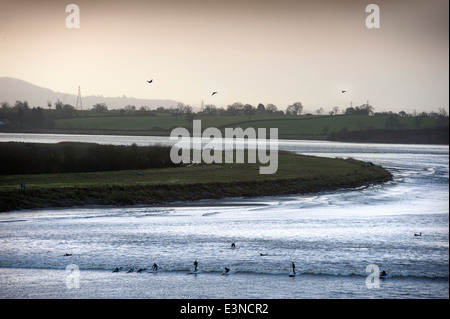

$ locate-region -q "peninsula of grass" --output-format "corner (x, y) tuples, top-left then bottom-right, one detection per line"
(0, 142), (392, 212)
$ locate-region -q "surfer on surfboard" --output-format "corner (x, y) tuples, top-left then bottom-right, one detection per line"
(194, 260), (198, 272)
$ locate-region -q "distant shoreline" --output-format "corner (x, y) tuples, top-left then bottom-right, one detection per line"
(1, 126), (448, 144)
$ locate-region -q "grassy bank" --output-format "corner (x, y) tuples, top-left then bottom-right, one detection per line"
(0, 145), (392, 212)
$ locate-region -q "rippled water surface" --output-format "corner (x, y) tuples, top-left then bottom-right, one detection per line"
(0, 134), (448, 298)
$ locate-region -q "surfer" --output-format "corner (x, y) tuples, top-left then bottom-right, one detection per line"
(194, 260), (198, 272)
(152, 263), (158, 272)
(291, 262), (296, 275)
(224, 267), (230, 274)
(231, 243), (236, 248)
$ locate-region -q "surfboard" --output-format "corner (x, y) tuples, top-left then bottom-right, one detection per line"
(188, 270), (201, 274)
(289, 272), (299, 277)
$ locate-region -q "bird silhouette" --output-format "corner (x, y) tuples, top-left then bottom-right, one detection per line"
(211, 92), (218, 96)
(147, 79), (153, 83)
(341, 90), (347, 93)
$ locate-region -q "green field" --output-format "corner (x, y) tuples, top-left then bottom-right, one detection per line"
(0, 151), (370, 188)
(54, 114), (289, 133)
(2, 105), (448, 142)
(53, 113), (446, 140)
(0, 150), (392, 212)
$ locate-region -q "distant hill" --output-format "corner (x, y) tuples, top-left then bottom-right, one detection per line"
(0, 77), (181, 110)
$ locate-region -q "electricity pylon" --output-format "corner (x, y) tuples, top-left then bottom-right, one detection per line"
(76, 86), (82, 110)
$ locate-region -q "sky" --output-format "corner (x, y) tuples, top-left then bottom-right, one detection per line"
(0, 0), (448, 113)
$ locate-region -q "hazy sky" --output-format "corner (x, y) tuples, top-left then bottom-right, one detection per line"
(0, 0), (448, 113)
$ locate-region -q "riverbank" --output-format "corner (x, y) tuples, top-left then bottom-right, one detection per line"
(1, 126), (448, 144)
(0, 150), (392, 212)
(328, 127), (449, 145)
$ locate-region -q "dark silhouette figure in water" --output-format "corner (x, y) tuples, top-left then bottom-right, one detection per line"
(194, 260), (198, 272)
(414, 232), (422, 236)
(291, 262), (296, 274)
(231, 243), (236, 248)
(152, 263), (158, 272)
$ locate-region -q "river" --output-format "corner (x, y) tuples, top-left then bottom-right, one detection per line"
(0, 133), (448, 299)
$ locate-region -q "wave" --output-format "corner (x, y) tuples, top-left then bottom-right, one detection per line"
(0, 219), (27, 223)
(202, 211), (221, 217)
(1, 263), (447, 279)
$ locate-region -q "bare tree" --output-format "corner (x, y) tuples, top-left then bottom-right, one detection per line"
(227, 102), (244, 115)
(172, 103), (184, 120)
(244, 104), (255, 120)
(266, 103), (278, 115)
(286, 102), (303, 115)
(438, 108), (448, 117)
(203, 104), (217, 115)
(91, 103), (108, 112)
(1, 102), (11, 109)
(332, 106), (339, 115)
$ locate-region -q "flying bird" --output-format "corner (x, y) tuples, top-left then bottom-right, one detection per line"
(341, 90), (347, 93)
(147, 79), (153, 83)
(211, 92), (218, 96)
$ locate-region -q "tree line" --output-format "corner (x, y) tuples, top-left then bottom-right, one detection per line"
(1, 99), (448, 131)
(0, 142), (179, 175)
